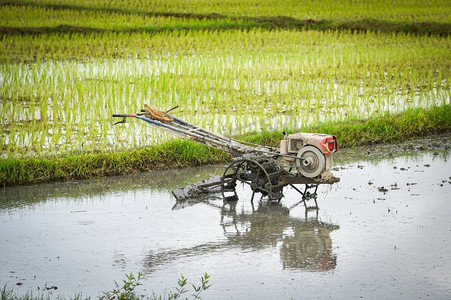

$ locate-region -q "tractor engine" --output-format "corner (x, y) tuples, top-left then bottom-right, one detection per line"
(280, 132), (338, 179)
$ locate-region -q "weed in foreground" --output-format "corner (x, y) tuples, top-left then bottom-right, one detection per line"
(101, 272), (211, 300)
(1, 272), (211, 300)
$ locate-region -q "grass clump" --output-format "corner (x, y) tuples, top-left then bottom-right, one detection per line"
(0, 140), (229, 186)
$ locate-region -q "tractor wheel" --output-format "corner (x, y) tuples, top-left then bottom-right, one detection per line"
(221, 156), (284, 202)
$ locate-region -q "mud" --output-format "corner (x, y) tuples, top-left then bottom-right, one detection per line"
(0, 135), (450, 299)
(334, 132), (451, 163)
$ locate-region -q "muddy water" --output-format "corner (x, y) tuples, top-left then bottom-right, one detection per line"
(1, 148), (451, 299)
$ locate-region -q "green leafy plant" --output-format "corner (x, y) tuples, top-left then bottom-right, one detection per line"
(101, 272), (144, 300)
(99, 272), (211, 300)
(190, 273), (211, 300)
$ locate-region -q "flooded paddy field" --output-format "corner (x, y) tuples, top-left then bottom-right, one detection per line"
(1, 138), (451, 299)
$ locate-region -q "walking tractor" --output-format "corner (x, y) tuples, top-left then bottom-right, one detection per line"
(113, 105), (339, 205)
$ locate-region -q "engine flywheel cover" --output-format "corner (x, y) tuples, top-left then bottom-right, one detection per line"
(296, 145), (326, 178)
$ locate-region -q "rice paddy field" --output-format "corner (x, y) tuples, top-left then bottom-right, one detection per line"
(0, 0), (450, 160)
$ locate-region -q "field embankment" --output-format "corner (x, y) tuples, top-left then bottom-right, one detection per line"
(0, 0), (450, 37)
(1, 2), (450, 37)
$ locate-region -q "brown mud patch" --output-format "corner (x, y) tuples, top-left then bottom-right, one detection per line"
(335, 132), (451, 164)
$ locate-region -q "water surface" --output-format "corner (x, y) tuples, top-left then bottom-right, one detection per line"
(1, 150), (450, 299)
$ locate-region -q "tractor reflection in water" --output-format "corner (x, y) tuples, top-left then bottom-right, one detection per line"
(143, 198), (338, 273)
(219, 201), (338, 272)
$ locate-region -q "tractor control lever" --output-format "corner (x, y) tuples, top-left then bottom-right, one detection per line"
(112, 114), (127, 125)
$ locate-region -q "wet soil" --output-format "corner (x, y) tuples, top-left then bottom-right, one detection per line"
(0, 134), (450, 299)
(334, 132), (451, 163)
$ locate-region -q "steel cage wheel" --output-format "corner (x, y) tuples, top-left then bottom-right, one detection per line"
(221, 160), (243, 201)
(221, 158), (278, 201)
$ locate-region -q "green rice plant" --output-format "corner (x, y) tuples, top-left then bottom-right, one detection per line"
(0, 23), (450, 158)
